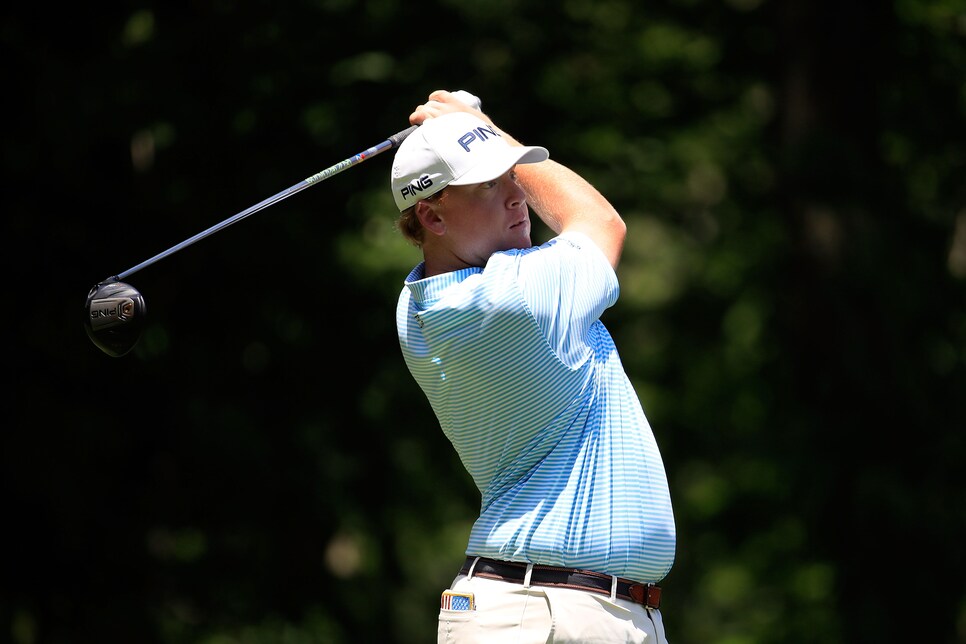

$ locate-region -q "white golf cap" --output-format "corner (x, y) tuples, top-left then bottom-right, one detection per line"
(390, 112), (549, 211)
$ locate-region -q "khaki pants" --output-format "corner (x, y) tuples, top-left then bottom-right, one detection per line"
(438, 574), (669, 644)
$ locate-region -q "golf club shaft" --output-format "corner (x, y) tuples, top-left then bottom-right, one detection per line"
(112, 124), (419, 282)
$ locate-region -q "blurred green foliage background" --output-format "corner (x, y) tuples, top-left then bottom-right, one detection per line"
(3, 0), (965, 642)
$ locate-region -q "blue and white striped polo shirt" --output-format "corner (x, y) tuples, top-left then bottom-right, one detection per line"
(396, 232), (675, 583)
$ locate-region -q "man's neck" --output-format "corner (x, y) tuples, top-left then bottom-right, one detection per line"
(422, 249), (475, 278)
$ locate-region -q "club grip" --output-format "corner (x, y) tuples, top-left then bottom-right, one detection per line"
(388, 124), (418, 148)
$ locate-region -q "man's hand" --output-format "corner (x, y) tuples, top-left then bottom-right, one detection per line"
(410, 90), (485, 125)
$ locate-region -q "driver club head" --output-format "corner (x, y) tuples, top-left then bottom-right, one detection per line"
(84, 280), (146, 357)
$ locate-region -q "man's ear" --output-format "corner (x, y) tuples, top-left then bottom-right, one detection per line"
(415, 200), (446, 237)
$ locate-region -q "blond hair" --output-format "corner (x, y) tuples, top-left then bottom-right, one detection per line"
(395, 189), (446, 247)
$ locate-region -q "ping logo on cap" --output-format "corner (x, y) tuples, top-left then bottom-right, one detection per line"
(400, 174), (437, 201)
(457, 124), (500, 151)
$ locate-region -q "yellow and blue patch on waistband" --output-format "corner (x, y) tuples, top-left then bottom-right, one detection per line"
(440, 590), (475, 611)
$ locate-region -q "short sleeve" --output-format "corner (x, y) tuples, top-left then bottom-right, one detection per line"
(489, 231), (619, 368)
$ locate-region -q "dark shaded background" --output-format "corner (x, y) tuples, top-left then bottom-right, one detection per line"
(4, 1), (965, 642)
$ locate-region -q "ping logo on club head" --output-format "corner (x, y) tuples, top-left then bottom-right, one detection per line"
(89, 297), (136, 330)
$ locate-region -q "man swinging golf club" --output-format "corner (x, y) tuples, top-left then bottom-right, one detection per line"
(392, 90), (676, 643)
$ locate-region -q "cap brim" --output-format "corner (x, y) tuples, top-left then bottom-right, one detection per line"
(449, 145), (549, 186)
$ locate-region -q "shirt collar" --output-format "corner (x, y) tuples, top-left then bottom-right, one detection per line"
(403, 262), (482, 306)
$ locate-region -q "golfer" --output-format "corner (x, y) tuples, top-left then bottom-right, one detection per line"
(391, 90), (676, 643)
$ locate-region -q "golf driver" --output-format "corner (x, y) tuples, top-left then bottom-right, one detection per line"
(84, 91), (482, 357)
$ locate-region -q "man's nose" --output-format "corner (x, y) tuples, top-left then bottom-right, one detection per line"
(507, 179), (526, 206)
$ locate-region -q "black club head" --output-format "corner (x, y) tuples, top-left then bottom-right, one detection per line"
(84, 280), (146, 357)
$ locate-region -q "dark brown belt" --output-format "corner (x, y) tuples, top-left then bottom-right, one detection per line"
(459, 556), (662, 609)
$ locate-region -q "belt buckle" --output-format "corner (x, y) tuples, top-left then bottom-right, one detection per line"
(628, 583), (662, 609)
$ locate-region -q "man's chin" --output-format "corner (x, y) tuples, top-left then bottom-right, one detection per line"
(509, 223), (531, 247)
(508, 235), (531, 250)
